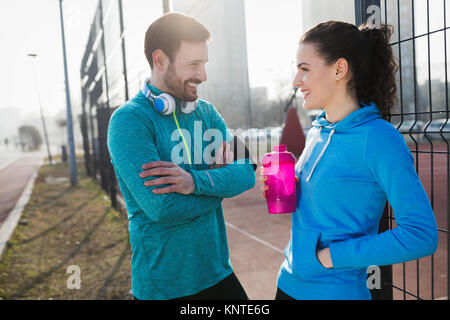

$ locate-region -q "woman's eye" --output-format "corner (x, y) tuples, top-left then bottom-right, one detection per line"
(301, 68), (309, 72)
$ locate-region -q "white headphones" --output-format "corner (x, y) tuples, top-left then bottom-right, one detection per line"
(141, 78), (197, 115)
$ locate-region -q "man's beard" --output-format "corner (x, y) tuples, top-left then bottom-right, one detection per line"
(163, 64), (200, 102)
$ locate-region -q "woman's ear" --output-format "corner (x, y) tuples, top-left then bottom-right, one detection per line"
(152, 49), (169, 72)
(334, 57), (349, 81)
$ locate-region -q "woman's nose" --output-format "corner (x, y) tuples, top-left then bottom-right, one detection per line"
(293, 72), (303, 87)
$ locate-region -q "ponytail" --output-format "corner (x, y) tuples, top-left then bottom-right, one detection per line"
(357, 24), (398, 119)
(300, 21), (398, 120)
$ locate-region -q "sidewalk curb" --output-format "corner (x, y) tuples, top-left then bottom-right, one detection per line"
(0, 158), (43, 259)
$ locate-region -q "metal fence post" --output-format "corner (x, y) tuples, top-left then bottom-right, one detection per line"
(79, 111), (92, 177)
(59, 0), (78, 186)
(354, 0), (381, 26)
(118, 0), (129, 101)
(98, 0), (117, 208)
(354, 0), (393, 300)
(370, 205), (394, 300)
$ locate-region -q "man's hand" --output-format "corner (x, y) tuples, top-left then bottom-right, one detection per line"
(140, 161), (195, 195)
(208, 141), (234, 169)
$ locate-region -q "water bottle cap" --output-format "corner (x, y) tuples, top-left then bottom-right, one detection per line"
(273, 145), (287, 152)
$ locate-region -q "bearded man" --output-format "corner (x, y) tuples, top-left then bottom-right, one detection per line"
(107, 13), (255, 300)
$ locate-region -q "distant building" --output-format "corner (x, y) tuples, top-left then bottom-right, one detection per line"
(0, 107), (21, 140)
(172, 0), (252, 129)
(250, 87), (268, 107)
(301, 0), (355, 32)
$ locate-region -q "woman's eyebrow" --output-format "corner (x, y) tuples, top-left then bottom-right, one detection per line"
(297, 62), (311, 68)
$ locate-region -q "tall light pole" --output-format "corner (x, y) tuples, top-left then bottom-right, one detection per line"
(27, 53), (53, 164)
(58, 0), (78, 186)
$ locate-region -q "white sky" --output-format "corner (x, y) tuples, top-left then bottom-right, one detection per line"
(0, 0), (98, 119)
(0, 0), (302, 120)
(0, 0), (444, 122)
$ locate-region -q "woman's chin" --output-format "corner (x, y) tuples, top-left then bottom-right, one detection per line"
(303, 100), (321, 110)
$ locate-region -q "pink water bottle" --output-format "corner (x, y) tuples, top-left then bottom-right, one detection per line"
(262, 145), (297, 214)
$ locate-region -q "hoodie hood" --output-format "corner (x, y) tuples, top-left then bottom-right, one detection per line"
(298, 102), (381, 181)
(312, 101), (381, 132)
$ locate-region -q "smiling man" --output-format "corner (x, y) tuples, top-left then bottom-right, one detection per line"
(107, 13), (255, 300)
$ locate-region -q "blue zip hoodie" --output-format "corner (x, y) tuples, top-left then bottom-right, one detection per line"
(277, 102), (438, 300)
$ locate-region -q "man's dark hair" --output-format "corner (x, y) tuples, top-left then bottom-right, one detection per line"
(144, 13), (210, 69)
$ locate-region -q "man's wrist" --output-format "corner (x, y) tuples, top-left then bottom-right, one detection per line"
(187, 170), (201, 195)
(187, 173), (195, 194)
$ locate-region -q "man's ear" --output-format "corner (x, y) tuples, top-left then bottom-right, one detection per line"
(152, 49), (169, 72)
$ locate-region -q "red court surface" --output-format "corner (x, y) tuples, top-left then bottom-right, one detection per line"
(223, 176), (290, 300)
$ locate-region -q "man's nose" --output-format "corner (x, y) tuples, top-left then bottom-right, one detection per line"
(197, 65), (207, 82)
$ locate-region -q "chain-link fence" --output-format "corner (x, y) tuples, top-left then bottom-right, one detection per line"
(356, 0), (450, 300)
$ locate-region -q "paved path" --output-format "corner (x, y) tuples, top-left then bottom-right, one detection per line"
(222, 166), (291, 300)
(0, 151), (43, 229)
(0, 149), (23, 171)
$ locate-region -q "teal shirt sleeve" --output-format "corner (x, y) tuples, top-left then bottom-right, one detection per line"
(190, 160), (255, 198)
(329, 124), (438, 269)
(189, 104), (256, 198)
(107, 109), (222, 224)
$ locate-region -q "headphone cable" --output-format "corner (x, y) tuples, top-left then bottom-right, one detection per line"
(172, 109), (193, 165)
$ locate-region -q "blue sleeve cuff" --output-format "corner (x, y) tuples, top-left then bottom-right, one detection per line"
(190, 169), (215, 196)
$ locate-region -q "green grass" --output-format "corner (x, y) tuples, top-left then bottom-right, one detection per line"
(0, 161), (132, 300)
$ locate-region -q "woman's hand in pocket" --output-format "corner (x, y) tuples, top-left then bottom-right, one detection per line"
(317, 247), (333, 269)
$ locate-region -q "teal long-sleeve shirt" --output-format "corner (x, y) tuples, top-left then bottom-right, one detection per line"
(107, 86), (255, 300)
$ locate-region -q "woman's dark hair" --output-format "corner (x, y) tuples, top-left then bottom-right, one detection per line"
(300, 21), (398, 119)
(144, 13), (210, 69)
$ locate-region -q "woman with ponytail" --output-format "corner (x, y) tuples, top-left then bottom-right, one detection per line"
(259, 21), (438, 300)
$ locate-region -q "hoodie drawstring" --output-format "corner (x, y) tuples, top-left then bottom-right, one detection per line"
(303, 128), (335, 182)
(297, 127), (323, 174)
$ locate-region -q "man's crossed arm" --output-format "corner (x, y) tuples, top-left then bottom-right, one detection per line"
(139, 141), (236, 195)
